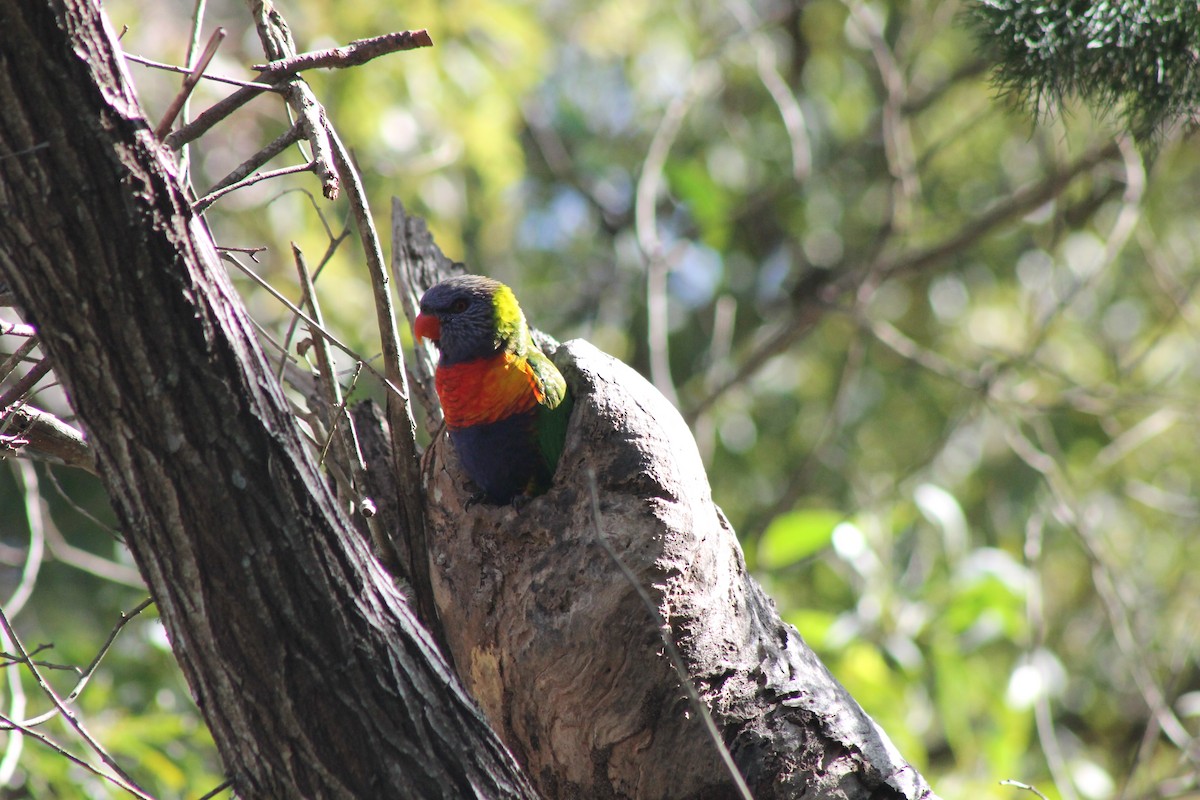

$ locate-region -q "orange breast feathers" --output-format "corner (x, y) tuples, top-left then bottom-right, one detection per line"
(435, 352), (545, 430)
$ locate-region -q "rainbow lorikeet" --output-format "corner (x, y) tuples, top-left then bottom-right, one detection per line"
(414, 275), (573, 505)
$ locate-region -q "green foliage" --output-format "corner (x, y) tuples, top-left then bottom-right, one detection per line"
(969, 0), (1200, 137)
(755, 508), (841, 568)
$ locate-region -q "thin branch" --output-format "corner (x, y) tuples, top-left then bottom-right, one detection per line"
(202, 120), (304, 198)
(18, 598), (154, 728)
(0, 711), (154, 800)
(0, 339), (40, 384)
(0, 405), (94, 473)
(1000, 779), (1051, 800)
(247, 0), (338, 199)
(222, 253), (406, 402)
(123, 53), (280, 92)
(162, 77), (284, 150)
(42, 466), (124, 542)
(726, 0), (811, 182)
(325, 127), (443, 643)
(0, 320), (36, 337)
(194, 779), (233, 800)
(0, 606), (149, 796)
(192, 160), (315, 213)
(292, 246), (375, 535)
(2, 459), (44, 621)
(0, 358), (52, 409)
(252, 29), (433, 75)
(154, 27), (226, 139)
(43, 506), (144, 588)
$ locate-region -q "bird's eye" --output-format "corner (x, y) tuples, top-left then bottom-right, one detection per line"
(449, 298), (470, 313)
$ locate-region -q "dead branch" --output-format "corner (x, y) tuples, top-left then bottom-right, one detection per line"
(252, 29), (433, 75)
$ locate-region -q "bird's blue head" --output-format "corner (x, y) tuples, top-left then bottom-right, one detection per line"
(414, 275), (526, 364)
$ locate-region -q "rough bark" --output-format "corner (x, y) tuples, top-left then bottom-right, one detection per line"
(425, 339), (941, 800)
(0, 1), (536, 797)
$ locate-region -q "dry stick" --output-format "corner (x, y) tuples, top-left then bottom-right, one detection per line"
(1000, 779), (1051, 800)
(222, 254), (404, 402)
(326, 127), (443, 644)
(124, 53), (279, 91)
(0, 339), (39, 383)
(153, 27), (226, 140)
(195, 779), (234, 800)
(192, 160), (315, 213)
(585, 471), (755, 800)
(163, 77), (285, 150)
(636, 72), (708, 409)
(162, 26), (430, 151)
(292, 246), (387, 562)
(0, 712), (153, 800)
(20, 598), (154, 728)
(275, 217), (352, 384)
(1, 390), (91, 478)
(0, 358), (52, 410)
(44, 514), (143, 587)
(203, 120), (304, 198)
(247, 0), (338, 198)
(0, 606), (149, 797)
(0, 320), (36, 337)
(42, 467), (124, 542)
(252, 29), (433, 75)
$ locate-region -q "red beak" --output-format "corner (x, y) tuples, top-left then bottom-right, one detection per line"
(414, 312), (440, 343)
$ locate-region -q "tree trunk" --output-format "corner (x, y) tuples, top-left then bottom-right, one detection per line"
(424, 339), (941, 800)
(0, 1), (536, 797)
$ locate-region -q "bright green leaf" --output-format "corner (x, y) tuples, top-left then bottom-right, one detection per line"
(757, 509), (842, 569)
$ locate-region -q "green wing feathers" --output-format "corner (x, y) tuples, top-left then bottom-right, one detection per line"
(528, 346), (572, 484)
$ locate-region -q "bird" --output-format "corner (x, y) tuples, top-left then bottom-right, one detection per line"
(414, 275), (573, 505)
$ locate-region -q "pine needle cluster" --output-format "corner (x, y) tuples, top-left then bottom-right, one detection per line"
(969, 1), (1200, 138)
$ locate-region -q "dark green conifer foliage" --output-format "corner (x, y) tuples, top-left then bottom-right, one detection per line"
(970, 1), (1200, 137)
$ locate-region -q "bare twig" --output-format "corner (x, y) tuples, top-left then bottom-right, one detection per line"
(726, 0), (811, 181)
(43, 504), (144, 588)
(202, 120), (304, 198)
(0, 710), (156, 799)
(0, 358), (52, 409)
(3, 460), (44, 619)
(42, 467), (124, 542)
(325, 128), (442, 643)
(1000, 779), (1051, 800)
(154, 27), (226, 139)
(19, 598), (153, 728)
(0, 405), (94, 473)
(0, 320), (36, 337)
(293, 246), (375, 533)
(0, 339), (39, 383)
(247, 0), (338, 199)
(222, 253), (405, 401)
(163, 77), (284, 150)
(0, 606), (149, 797)
(124, 53), (279, 91)
(192, 160), (315, 213)
(195, 779), (234, 800)
(252, 29), (433, 75)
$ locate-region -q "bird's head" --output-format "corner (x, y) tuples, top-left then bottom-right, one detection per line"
(414, 275), (527, 364)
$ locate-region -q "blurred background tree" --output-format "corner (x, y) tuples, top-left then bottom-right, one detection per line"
(2, 0), (1199, 798)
